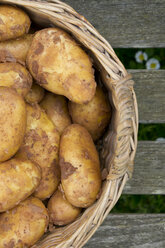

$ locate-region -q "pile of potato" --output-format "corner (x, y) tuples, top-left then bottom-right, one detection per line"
(0, 5), (111, 247)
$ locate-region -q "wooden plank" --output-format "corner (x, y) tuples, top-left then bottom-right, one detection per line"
(63, 0), (165, 48)
(124, 141), (165, 194)
(85, 214), (165, 247)
(129, 70), (165, 123)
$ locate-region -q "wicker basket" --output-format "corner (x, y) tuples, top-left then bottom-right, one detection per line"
(0, 0), (138, 247)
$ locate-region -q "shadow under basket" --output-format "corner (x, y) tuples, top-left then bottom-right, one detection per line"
(0, 0), (138, 247)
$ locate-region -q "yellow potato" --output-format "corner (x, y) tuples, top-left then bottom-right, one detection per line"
(0, 197), (49, 247)
(40, 92), (71, 135)
(60, 124), (101, 208)
(0, 158), (41, 212)
(0, 5), (31, 41)
(0, 34), (33, 65)
(0, 62), (32, 97)
(26, 28), (96, 104)
(17, 104), (60, 200)
(25, 82), (45, 104)
(0, 87), (26, 162)
(48, 187), (81, 226)
(69, 86), (111, 141)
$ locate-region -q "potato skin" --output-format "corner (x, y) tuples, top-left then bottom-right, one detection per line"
(60, 124), (101, 208)
(17, 104), (60, 200)
(0, 5), (31, 41)
(0, 87), (26, 162)
(40, 92), (71, 135)
(0, 34), (33, 65)
(25, 82), (45, 104)
(48, 187), (81, 226)
(0, 62), (32, 97)
(69, 86), (111, 141)
(26, 28), (96, 104)
(0, 197), (49, 247)
(0, 158), (41, 212)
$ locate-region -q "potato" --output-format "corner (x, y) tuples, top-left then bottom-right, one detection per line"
(0, 62), (32, 97)
(60, 124), (101, 208)
(0, 197), (49, 247)
(0, 5), (31, 41)
(0, 34), (33, 65)
(25, 82), (45, 104)
(69, 86), (111, 141)
(26, 28), (96, 104)
(40, 92), (71, 135)
(48, 186), (81, 226)
(0, 87), (26, 162)
(0, 158), (41, 212)
(17, 104), (60, 200)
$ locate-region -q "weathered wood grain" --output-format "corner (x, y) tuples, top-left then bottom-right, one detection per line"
(63, 0), (165, 48)
(129, 70), (165, 123)
(124, 141), (165, 194)
(85, 214), (165, 247)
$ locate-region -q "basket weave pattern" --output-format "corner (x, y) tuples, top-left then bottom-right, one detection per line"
(0, 0), (138, 247)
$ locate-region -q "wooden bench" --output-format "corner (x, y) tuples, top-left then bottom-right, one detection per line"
(62, 0), (165, 247)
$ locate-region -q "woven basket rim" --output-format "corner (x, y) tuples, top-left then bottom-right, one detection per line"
(0, 1), (138, 247)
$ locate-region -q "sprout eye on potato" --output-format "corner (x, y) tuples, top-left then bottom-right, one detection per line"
(48, 186), (81, 226)
(0, 197), (49, 247)
(0, 86), (26, 162)
(0, 34), (33, 65)
(17, 104), (60, 200)
(0, 5), (31, 41)
(69, 86), (111, 141)
(0, 158), (41, 212)
(0, 62), (32, 97)
(40, 92), (71, 135)
(25, 82), (45, 104)
(59, 124), (101, 208)
(27, 28), (96, 104)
